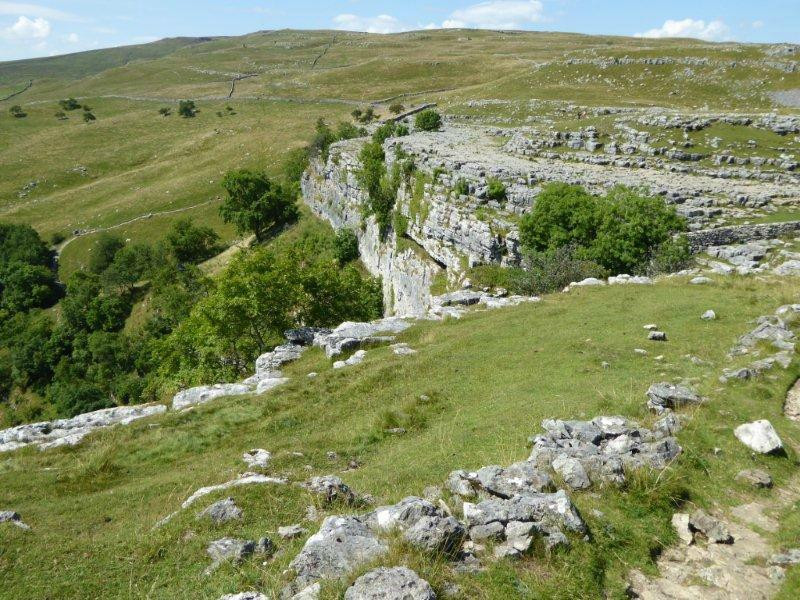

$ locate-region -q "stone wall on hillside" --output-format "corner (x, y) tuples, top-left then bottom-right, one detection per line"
(686, 221), (800, 251)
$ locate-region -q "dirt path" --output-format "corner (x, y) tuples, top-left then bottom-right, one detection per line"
(629, 466), (799, 599)
(54, 197), (220, 258)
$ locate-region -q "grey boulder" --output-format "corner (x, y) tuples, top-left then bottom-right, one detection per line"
(289, 516), (388, 587)
(198, 497), (242, 524)
(689, 510), (733, 544)
(735, 469), (773, 488)
(344, 566), (435, 600)
(403, 515), (466, 555)
(734, 420), (784, 454)
(0, 510), (30, 530)
(646, 382), (701, 413)
(303, 475), (357, 504)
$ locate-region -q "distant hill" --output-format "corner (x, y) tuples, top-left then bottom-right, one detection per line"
(0, 36), (220, 86)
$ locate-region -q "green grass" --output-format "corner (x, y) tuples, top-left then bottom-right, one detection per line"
(2, 276), (800, 598)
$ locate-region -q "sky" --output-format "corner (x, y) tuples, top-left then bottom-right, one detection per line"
(1, 0), (799, 61)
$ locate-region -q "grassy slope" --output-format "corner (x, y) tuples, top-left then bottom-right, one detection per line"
(2, 277), (799, 598)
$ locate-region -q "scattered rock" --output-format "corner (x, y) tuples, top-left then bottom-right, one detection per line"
(207, 538), (257, 563)
(279, 524), (307, 540)
(646, 382), (701, 413)
(689, 510), (734, 544)
(768, 549), (800, 566)
(735, 469), (773, 488)
(391, 343), (417, 356)
(528, 416), (681, 487)
(198, 498), (242, 524)
(333, 350), (367, 369)
(672, 513), (694, 545)
(218, 593), (269, 600)
(734, 420), (784, 454)
(289, 516), (388, 587)
(303, 475), (357, 504)
(365, 496), (441, 532)
(403, 514), (466, 555)
(702, 310), (717, 320)
(344, 566), (436, 600)
(183, 473), (288, 510)
(648, 331), (667, 341)
(784, 378), (800, 421)
(0, 510), (30, 530)
(690, 276), (713, 285)
(242, 448), (271, 469)
(172, 384), (251, 410)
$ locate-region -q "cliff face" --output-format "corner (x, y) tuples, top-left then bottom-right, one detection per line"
(301, 139), (441, 317)
(301, 137), (524, 316)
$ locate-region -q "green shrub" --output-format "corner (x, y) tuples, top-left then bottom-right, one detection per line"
(650, 235), (691, 274)
(372, 121), (397, 144)
(389, 102), (405, 114)
(49, 231), (66, 246)
(282, 147), (310, 186)
(453, 178), (470, 196)
(158, 107), (171, 117)
(351, 108), (363, 121)
(165, 218), (220, 264)
(393, 211), (409, 236)
(588, 186), (686, 275)
(89, 233), (125, 274)
(54, 111), (67, 120)
(519, 183), (687, 275)
(415, 109), (442, 131)
(178, 100), (196, 118)
(356, 141), (399, 236)
(486, 177), (507, 201)
(82, 111), (96, 123)
(333, 229), (360, 265)
(395, 123), (409, 136)
(58, 98), (81, 111)
(9, 105), (26, 118)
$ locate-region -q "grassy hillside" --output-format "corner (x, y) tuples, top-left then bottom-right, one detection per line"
(2, 277), (799, 598)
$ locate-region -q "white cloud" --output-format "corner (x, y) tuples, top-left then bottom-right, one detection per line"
(332, 13), (407, 34)
(634, 18), (731, 42)
(0, 2), (81, 22)
(65, 31), (78, 43)
(1, 15), (50, 39)
(751, 20), (764, 29)
(434, 0), (545, 30)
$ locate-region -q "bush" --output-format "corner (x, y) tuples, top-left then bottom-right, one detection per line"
(519, 183), (687, 275)
(389, 102), (405, 114)
(9, 105), (26, 118)
(54, 111), (67, 120)
(282, 147), (310, 186)
(158, 107), (171, 117)
(49, 231), (66, 245)
(372, 121), (397, 145)
(650, 235), (691, 274)
(360, 107), (375, 123)
(351, 108), (363, 121)
(357, 141), (399, 236)
(165, 218), (220, 264)
(82, 111), (96, 123)
(414, 109), (442, 131)
(178, 100), (197, 118)
(486, 177), (507, 201)
(59, 98), (81, 111)
(453, 178), (469, 196)
(89, 233), (125, 274)
(220, 169), (299, 243)
(46, 381), (111, 418)
(333, 229), (360, 265)
(395, 123), (409, 136)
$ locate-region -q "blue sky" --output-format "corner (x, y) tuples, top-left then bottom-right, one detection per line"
(1, 1), (798, 61)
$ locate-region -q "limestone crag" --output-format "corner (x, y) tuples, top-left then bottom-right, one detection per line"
(0, 403), (166, 453)
(302, 141), (441, 316)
